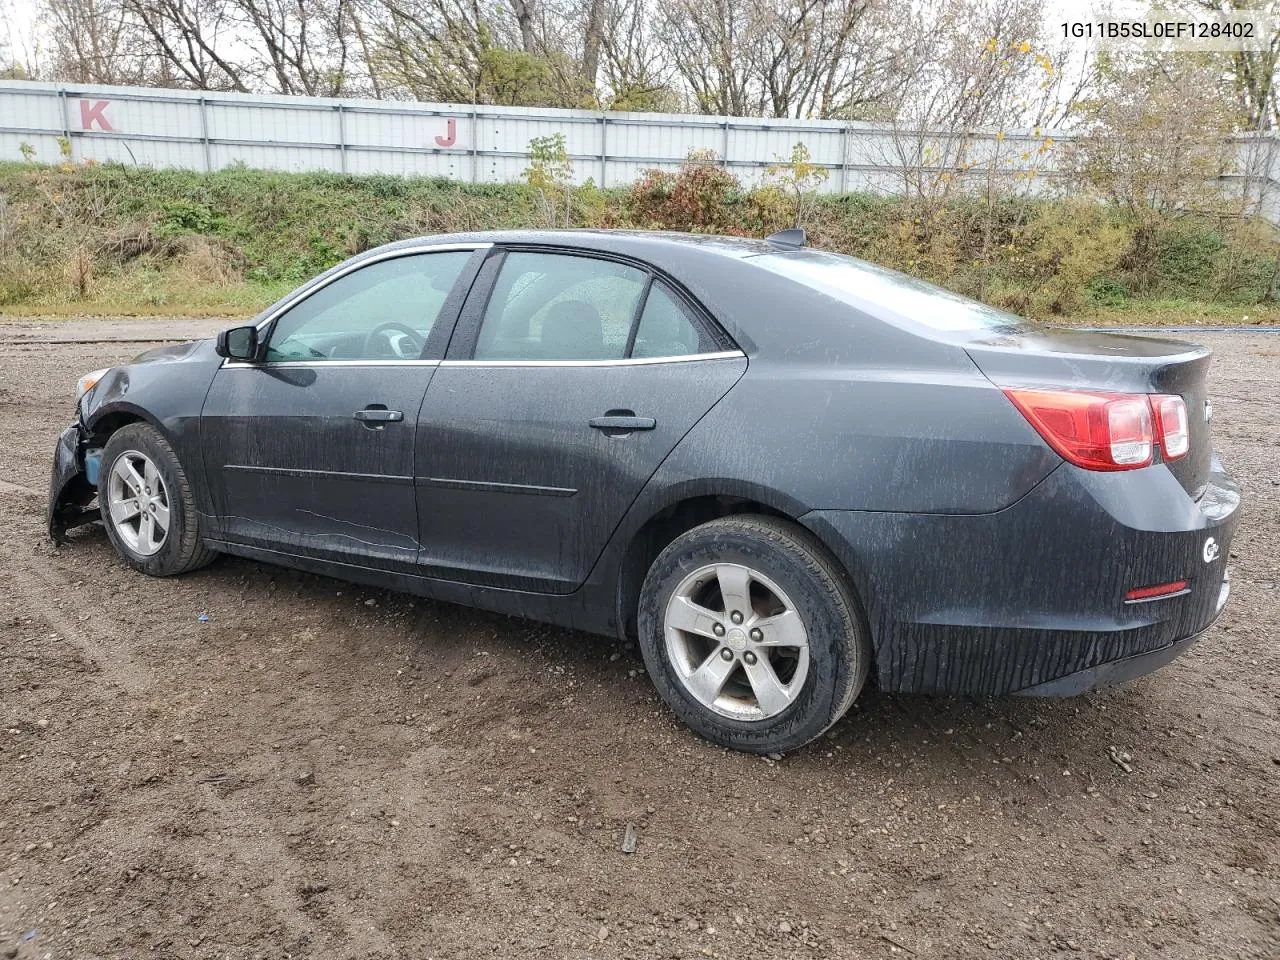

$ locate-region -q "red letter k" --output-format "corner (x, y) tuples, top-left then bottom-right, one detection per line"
(79, 100), (112, 131)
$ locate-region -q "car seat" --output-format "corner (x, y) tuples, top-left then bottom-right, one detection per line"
(541, 300), (606, 359)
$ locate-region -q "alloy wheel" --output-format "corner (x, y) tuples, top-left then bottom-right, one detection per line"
(106, 450), (170, 557)
(663, 562), (810, 721)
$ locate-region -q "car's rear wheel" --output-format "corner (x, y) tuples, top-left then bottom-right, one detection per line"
(101, 423), (216, 576)
(637, 515), (869, 753)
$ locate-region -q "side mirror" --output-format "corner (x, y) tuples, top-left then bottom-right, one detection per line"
(216, 325), (260, 361)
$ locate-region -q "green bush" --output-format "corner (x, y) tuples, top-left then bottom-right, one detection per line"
(1086, 275), (1130, 308)
(156, 199), (228, 236)
(1147, 224), (1224, 297)
(627, 150), (747, 233)
(0, 159), (1276, 320)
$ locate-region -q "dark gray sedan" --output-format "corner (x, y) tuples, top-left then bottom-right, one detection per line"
(49, 230), (1241, 753)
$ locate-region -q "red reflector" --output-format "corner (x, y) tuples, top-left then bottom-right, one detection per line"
(1125, 580), (1189, 602)
(1003, 388), (1153, 471)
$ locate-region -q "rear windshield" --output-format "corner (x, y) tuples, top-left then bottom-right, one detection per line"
(751, 249), (1028, 333)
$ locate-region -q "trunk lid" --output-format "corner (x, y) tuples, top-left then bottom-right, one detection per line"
(962, 328), (1214, 495)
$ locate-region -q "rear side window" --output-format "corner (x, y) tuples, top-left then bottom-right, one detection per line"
(753, 250), (1026, 333)
(475, 252), (647, 360)
(632, 282), (720, 358)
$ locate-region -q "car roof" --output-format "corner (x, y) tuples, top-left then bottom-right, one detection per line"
(376, 229), (781, 260)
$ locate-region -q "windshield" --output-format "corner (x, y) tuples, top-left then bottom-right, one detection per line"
(751, 249), (1029, 334)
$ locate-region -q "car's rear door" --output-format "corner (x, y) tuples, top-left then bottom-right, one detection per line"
(414, 247), (747, 593)
(200, 245), (486, 570)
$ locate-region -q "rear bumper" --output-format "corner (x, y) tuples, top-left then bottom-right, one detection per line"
(1018, 569), (1229, 696)
(802, 457), (1241, 697)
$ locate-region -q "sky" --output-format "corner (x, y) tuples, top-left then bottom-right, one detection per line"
(1, 0), (41, 71)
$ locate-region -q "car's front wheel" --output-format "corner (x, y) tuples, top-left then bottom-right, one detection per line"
(637, 515), (870, 754)
(100, 423), (216, 576)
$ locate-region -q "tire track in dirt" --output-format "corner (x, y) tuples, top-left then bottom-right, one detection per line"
(3, 496), (406, 956)
(5, 540), (149, 696)
(185, 779), (404, 958)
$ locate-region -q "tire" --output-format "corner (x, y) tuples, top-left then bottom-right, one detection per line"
(99, 422), (217, 577)
(637, 515), (870, 754)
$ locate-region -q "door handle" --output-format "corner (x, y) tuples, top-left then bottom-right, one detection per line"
(589, 413), (656, 432)
(354, 407), (404, 423)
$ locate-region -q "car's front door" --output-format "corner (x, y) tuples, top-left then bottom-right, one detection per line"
(415, 248), (747, 593)
(201, 246), (483, 570)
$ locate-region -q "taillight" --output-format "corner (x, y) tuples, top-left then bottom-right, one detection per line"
(1003, 388), (1153, 471)
(1152, 395), (1189, 460)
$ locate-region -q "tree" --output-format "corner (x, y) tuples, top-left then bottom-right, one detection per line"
(753, 0), (910, 120)
(655, 0), (913, 119)
(42, 0), (372, 94)
(478, 45), (566, 105)
(122, 0), (251, 91)
(43, 0), (153, 84)
(581, 0), (605, 88)
(598, 0), (676, 110)
(878, 0), (1052, 203)
(658, 0), (761, 115)
(368, 0), (587, 105)
(1186, 0), (1280, 130)
(1073, 54), (1240, 221)
(0, 0), (38, 79)
(765, 141), (827, 225)
(524, 132), (574, 225)
(225, 0), (360, 96)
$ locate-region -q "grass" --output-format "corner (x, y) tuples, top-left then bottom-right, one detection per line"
(0, 275), (294, 318)
(1066, 300), (1280, 328)
(8, 290), (1276, 328)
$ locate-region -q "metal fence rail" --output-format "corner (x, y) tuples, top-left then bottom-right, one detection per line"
(1, 79), (1276, 220)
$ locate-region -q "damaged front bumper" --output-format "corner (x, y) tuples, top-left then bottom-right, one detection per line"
(48, 421), (101, 542)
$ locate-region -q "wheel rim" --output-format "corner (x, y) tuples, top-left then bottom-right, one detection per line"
(106, 450), (170, 557)
(663, 562), (810, 722)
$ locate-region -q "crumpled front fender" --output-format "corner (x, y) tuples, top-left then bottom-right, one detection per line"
(48, 423), (98, 542)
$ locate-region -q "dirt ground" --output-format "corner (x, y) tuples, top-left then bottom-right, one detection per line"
(1, 317), (1277, 960)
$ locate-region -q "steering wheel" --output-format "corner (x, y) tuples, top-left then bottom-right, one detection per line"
(363, 321), (425, 360)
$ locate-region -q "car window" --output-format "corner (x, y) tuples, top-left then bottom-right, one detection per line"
(266, 252), (470, 362)
(752, 249), (1026, 333)
(474, 252), (646, 360)
(631, 282), (717, 358)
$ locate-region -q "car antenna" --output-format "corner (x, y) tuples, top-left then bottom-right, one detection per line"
(766, 228), (806, 248)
